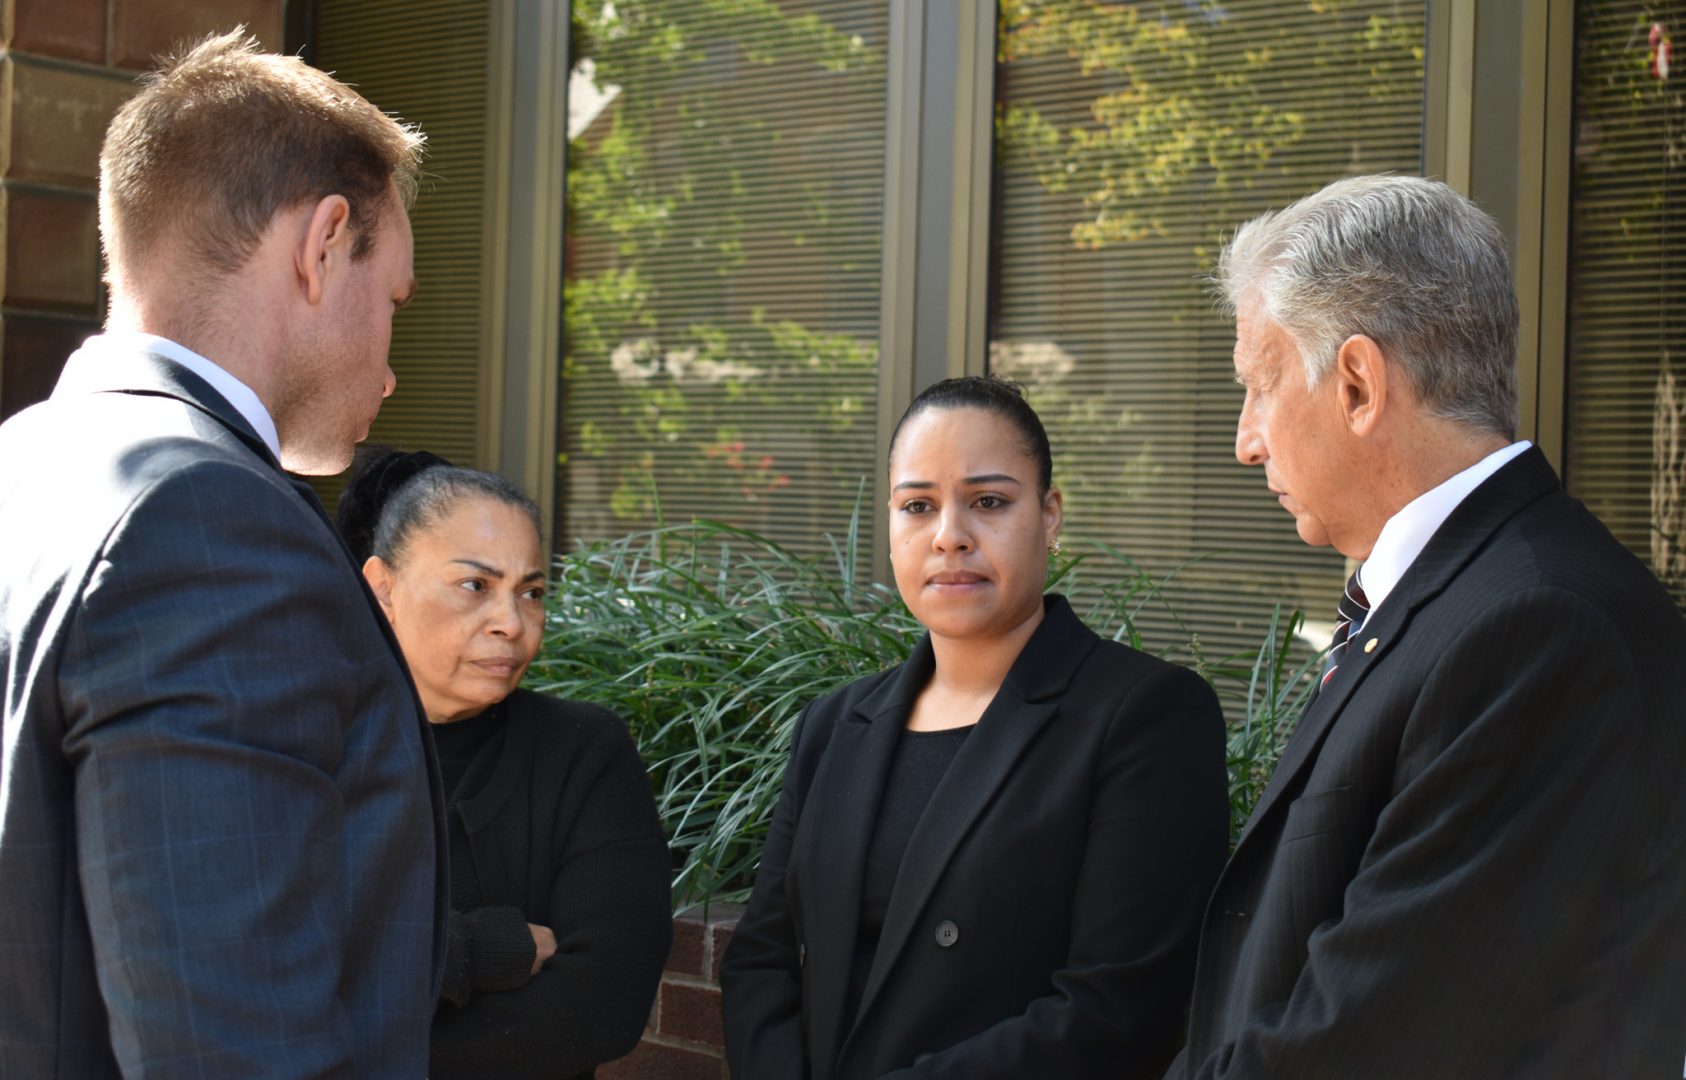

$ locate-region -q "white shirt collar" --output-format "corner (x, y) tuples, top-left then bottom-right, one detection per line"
(1359, 440), (1533, 620)
(82, 332), (282, 461)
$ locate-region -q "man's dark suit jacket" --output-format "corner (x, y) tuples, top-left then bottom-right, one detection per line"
(1172, 447), (1686, 1078)
(0, 347), (448, 1077)
(721, 595), (1230, 1079)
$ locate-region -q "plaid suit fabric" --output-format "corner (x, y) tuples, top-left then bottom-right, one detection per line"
(0, 350), (446, 1077)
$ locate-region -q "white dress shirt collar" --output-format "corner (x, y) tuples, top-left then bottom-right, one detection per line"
(83, 332), (282, 461)
(1359, 440), (1533, 621)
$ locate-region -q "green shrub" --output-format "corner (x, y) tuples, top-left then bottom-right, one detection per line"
(529, 518), (1320, 908)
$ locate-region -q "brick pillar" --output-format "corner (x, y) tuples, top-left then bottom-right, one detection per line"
(602, 904), (744, 1080)
(0, 0), (282, 420)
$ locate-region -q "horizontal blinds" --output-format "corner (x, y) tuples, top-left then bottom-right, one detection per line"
(561, 1), (886, 566)
(310, 0), (492, 507)
(990, 0), (1426, 670)
(1565, 0), (1686, 609)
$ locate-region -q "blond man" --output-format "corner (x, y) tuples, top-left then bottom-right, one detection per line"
(0, 32), (443, 1076)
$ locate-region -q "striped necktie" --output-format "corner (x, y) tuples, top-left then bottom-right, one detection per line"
(1319, 570), (1371, 689)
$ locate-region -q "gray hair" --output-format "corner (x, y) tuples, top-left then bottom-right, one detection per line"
(1216, 175), (1520, 438)
(373, 467), (543, 565)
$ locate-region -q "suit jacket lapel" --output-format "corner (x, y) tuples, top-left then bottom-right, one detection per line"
(801, 642), (929, 1071)
(843, 597), (1097, 1054)
(61, 348), (405, 641)
(1233, 447), (1562, 850)
(1235, 599), (1405, 847)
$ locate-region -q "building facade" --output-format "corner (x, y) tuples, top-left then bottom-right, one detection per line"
(2, 0), (1681, 666)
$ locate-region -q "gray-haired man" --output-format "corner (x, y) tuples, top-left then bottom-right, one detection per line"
(1171, 175), (1686, 1077)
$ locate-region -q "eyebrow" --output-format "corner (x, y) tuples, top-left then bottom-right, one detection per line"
(891, 473), (1023, 493)
(449, 559), (546, 585)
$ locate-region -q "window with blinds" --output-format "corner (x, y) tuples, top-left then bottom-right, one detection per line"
(1565, 1), (1685, 609)
(990, 0), (1427, 667)
(311, 0), (496, 505)
(560, 1), (886, 562)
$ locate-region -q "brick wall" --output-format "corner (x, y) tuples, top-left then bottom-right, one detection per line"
(602, 904), (743, 1080)
(0, 0), (283, 420)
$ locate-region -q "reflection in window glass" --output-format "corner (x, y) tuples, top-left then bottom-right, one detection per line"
(990, 0), (1426, 668)
(1566, 1), (1685, 609)
(561, 2), (886, 562)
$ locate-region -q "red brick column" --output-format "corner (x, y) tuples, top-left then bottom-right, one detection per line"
(601, 903), (744, 1080)
(0, 0), (283, 420)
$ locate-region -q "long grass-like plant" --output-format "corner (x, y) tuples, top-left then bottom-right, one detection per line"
(1219, 606), (1324, 831)
(530, 511), (1318, 907)
(528, 509), (917, 905)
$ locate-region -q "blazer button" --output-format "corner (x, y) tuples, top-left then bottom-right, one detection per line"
(934, 920), (960, 948)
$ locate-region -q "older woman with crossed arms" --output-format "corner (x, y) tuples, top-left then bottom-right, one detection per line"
(337, 452), (671, 1079)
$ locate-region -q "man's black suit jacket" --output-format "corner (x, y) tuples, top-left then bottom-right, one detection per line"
(1173, 447), (1686, 1078)
(722, 595), (1230, 1079)
(0, 347), (447, 1077)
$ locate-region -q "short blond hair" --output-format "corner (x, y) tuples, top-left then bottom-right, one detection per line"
(99, 29), (425, 278)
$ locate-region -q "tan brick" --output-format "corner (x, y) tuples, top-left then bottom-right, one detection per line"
(111, 0), (282, 71)
(1, 311), (97, 420)
(7, 57), (137, 188)
(10, 0), (107, 64)
(5, 187), (100, 310)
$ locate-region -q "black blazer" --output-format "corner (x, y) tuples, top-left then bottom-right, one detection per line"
(429, 689), (672, 1080)
(0, 348), (446, 1077)
(722, 595), (1228, 1079)
(1173, 447), (1686, 1078)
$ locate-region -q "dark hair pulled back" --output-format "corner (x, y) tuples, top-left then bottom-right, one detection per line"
(887, 375), (1053, 496)
(334, 447), (542, 566)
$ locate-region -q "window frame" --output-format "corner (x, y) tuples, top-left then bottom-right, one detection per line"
(516, 0), (1579, 574)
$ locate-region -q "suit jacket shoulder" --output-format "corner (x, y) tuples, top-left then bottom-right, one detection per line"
(0, 347), (445, 1079)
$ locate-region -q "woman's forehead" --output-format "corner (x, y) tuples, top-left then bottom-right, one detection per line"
(890, 407), (1034, 478)
(414, 499), (541, 555)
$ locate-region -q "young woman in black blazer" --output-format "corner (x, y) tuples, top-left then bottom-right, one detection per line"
(721, 377), (1229, 1079)
(338, 453), (672, 1079)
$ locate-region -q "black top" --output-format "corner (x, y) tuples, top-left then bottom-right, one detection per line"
(432, 704), (504, 799)
(434, 704), (518, 978)
(428, 688), (672, 1080)
(845, 725), (973, 1025)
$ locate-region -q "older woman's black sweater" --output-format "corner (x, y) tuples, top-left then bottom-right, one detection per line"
(428, 689), (672, 1080)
